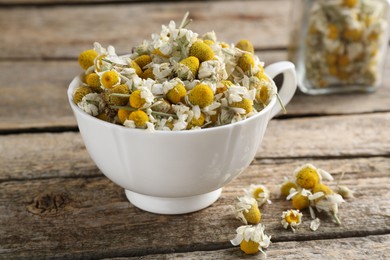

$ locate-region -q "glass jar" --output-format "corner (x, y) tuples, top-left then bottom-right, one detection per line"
(289, 0), (390, 94)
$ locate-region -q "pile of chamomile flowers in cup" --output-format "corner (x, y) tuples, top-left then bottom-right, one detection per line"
(73, 13), (278, 131)
(229, 163), (354, 256)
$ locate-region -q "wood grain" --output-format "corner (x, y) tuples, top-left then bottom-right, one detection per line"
(0, 157), (389, 258)
(0, 0), (290, 59)
(125, 234), (390, 259)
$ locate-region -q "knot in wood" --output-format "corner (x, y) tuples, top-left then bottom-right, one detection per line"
(27, 192), (70, 216)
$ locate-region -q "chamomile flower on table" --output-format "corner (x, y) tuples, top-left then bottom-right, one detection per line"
(230, 224), (271, 255)
(244, 184), (271, 206)
(281, 209), (303, 232)
(233, 196), (261, 225)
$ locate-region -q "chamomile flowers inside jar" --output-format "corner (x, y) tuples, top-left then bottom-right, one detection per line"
(289, 0), (390, 94)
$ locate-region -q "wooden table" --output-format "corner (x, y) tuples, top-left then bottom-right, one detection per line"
(1, 0), (389, 259)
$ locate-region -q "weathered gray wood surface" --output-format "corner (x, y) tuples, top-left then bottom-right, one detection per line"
(0, 0), (389, 259)
(126, 234), (390, 259)
(0, 0), (290, 59)
(1, 157), (389, 258)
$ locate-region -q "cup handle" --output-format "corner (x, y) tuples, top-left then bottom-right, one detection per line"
(265, 61), (297, 119)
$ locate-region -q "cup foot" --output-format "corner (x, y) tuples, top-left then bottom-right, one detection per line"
(125, 188), (222, 214)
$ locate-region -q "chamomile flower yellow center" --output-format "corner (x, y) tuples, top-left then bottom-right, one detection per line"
(240, 240), (259, 255)
(128, 110), (149, 128)
(140, 67), (155, 80)
(285, 212), (299, 224)
(73, 86), (92, 104)
(78, 49), (98, 70)
(281, 209), (303, 232)
(256, 85), (270, 105)
(343, 0), (357, 8)
(131, 60), (143, 77)
(101, 70), (120, 89)
(96, 112), (110, 122)
(85, 72), (101, 88)
(243, 204), (261, 225)
(134, 55), (152, 69)
(216, 80), (232, 94)
(152, 48), (169, 58)
(189, 41), (214, 62)
(327, 24), (339, 39)
(118, 109), (131, 124)
(188, 84), (214, 108)
(129, 89), (146, 109)
(166, 83), (187, 104)
(280, 181), (297, 197)
(179, 56), (200, 77)
(203, 39), (215, 46)
(237, 53), (255, 72)
(231, 98), (253, 115)
(292, 193), (310, 210)
(188, 112), (205, 129)
(295, 166), (320, 189)
(253, 187), (264, 199)
(312, 183), (334, 202)
(235, 39), (254, 53)
(106, 84), (130, 106)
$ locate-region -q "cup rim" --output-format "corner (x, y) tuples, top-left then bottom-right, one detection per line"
(68, 73), (277, 135)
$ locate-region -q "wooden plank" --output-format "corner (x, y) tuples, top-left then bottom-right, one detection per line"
(0, 0), (290, 59)
(1, 112), (389, 181)
(258, 112), (390, 158)
(0, 158), (389, 258)
(1, 51), (390, 131)
(125, 234), (390, 259)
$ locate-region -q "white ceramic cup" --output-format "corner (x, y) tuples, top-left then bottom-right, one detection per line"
(68, 61), (297, 214)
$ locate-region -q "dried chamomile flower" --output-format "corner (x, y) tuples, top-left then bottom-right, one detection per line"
(230, 97), (253, 115)
(188, 83), (214, 108)
(189, 41), (214, 62)
(281, 209), (303, 232)
(280, 177), (298, 198)
(78, 49), (98, 70)
(73, 86), (93, 104)
(187, 112), (205, 129)
(287, 188), (312, 210)
(235, 39), (254, 54)
(77, 93), (105, 117)
(118, 109), (131, 124)
(85, 72), (101, 89)
(134, 55), (152, 70)
(233, 196), (261, 225)
(294, 164), (321, 189)
(244, 184), (271, 206)
(176, 56), (199, 80)
(312, 183), (334, 202)
(129, 89), (146, 109)
(105, 84), (130, 106)
(215, 80), (233, 94)
(230, 224), (271, 255)
(237, 53), (255, 73)
(127, 110), (149, 128)
(140, 67), (155, 80)
(166, 83), (186, 104)
(100, 70), (120, 89)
